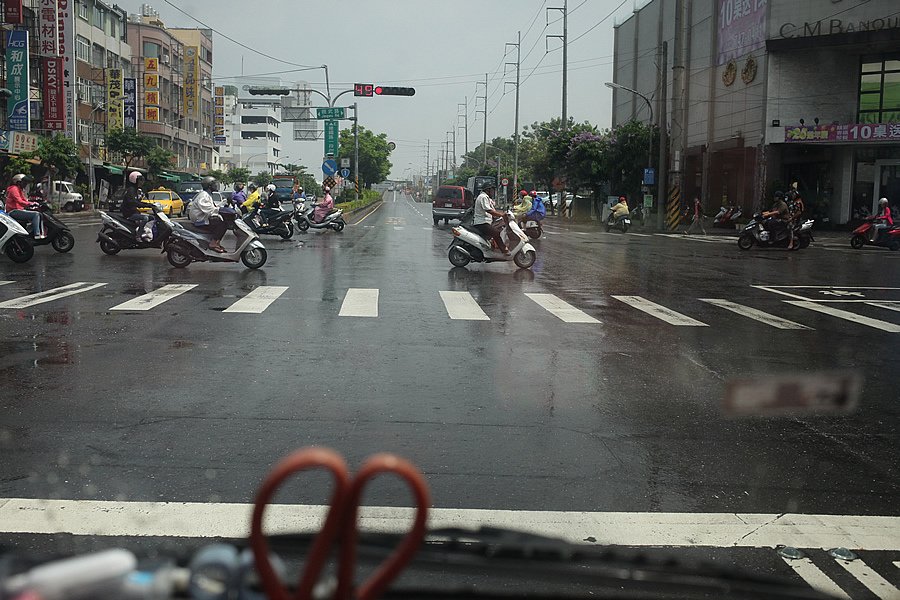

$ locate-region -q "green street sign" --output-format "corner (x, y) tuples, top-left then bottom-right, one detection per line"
(324, 120), (339, 156)
(316, 107), (345, 120)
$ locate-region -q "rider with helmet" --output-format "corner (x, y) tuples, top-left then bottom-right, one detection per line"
(259, 183), (282, 224)
(512, 189), (533, 227)
(5, 174), (44, 239)
(762, 190), (794, 248)
(231, 182), (247, 210)
(188, 176), (227, 253)
(241, 182), (261, 214)
(313, 186), (334, 223)
(121, 171), (155, 241)
(871, 197), (894, 242)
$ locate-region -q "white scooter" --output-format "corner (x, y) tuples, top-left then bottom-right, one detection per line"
(292, 198), (345, 232)
(164, 213), (268, 269)
(448, 209), (537, 269)
(0, 210), (34, 263)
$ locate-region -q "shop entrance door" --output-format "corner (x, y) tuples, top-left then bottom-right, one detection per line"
(873, 160), (900, 215)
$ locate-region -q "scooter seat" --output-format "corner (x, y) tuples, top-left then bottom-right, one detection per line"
(109, 214), (137, 228)
(183, 223), (213, 236)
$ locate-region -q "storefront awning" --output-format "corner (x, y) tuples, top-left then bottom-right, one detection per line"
(103, 165), (124, 175)
(159, 172), (180, 182)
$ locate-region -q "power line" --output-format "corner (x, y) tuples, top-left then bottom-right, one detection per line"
(568, 0), (629, 45)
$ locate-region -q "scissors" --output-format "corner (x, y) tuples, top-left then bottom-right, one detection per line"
(250, 448), (430, 600)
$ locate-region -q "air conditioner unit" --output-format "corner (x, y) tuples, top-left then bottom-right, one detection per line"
(162, 55), (170, 64)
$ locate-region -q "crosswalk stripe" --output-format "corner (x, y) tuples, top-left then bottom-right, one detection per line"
(835, 558), (900, 600)
(782, 558), (850, 599)
(109, 284), (197, 311)
(612, 295), (707, 326)
(867, 301), (900, 313)
(0, 282), (107, 309)
(339, 288), (379, 317)
(785, 301), (900, 332)
(223, 286), (289, 313)
(439, 291), (490, 320)
(700, 299), (812, 330)
(525, 293), (600, 323)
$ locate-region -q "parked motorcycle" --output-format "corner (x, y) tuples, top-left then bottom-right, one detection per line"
(713, 205), (743, 228)
(737, 214), (814, 250)
(96, 204), (178, 255)
(10, 201), (75, 253)
(165, 213), (267, 269)
(0, 211), (33, 263)
(293, 198), (345, 232)
(606, 213), (631, 233)
(850, 217), (900, 251)
(243, 207), (294, 239)
(448, 210), (537, 269)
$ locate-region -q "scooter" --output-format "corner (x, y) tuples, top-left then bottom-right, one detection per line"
(96, 204), (178, 255)
(165, 213), (267, 269)
(448, 210), (537, 269)
(522, 217), (543, 239)
(606, 213), (631, 233)
(0, 211), (33, 263)
(850, 217), (900, 251)
(10, 201), (75, 253)
(713, 205), (743, 228)
(293, 198), (345, 232)
(244, 207), (294, 239)
(738, 214), (814, 250)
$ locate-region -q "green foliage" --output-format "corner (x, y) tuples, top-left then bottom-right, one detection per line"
(3, 154), (33, 183)
(598, 120), (657, 200)
(146, 145), (176, 182)
(25, 134), (82, 181)
(227, 167), (251, 184)
(253, 171), (272, 188)
(106, 128), (155, 168)
(335, 189), (382, 211)
(338, 125), (392, 189)
(205, 169), (229, 184)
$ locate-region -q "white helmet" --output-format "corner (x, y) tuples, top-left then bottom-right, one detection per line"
(11, 173), (26, 182)
(266, 183), (276, 192)
(880, 197), (889, 205)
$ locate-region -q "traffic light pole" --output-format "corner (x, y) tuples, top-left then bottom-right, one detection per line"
(354, 102), (359, 201)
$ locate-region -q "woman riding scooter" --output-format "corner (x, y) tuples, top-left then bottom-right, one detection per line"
(313, 187), (334, 223)
(4, 174), (43, 240)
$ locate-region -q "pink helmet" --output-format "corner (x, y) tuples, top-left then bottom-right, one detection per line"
(128, 171), (143, 184)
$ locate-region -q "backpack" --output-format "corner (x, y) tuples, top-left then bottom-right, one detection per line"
(527, 196), (546, 220)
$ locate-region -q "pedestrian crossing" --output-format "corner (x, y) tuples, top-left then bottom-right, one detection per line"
(1, 281), (899, 333)
(782, 552), (900, 600)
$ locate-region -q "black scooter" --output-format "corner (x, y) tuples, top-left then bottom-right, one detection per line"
(243, 207), (294, 239)
(96, 204), (178, 254)
(10, 201), (75, 253)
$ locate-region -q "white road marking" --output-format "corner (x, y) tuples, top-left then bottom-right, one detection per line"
(0, 282), (107, 309)
(339, 288), (379, 317)
(783, 558), (850, 600)
(612, 295), (707, 326)
(894, 561), (900, 569)
(525, 293), (600, 323)
(1, 499), (899, 550)
(867, 301), (900, 313)
(393, 226), (404, 230)
(0, 281), (12, 286)
(785, 301), (900, 332)
(109, 284), (197, 311)
(629, 233), (652, 237)
(699, 299), (812, 330)
(223, 286), (289, 314)
(836, 559), (900, 600)
(439, 291), (490, 321)
(422, 227), (433, 230)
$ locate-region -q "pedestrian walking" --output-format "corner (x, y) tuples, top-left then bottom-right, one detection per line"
(684, 195), (706, 235)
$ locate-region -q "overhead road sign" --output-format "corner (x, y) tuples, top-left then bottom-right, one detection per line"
(316, 107), (345, 120)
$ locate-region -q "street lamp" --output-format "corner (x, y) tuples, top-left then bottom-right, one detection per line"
(605, 81), (653, 175)
(244, 152), (268, 172)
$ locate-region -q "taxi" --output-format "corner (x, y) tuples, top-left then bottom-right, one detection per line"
(141, 188), (185, 217)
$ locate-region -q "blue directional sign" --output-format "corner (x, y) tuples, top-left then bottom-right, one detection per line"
(340, 168), (350, 178)
(322, 159), (338, 176)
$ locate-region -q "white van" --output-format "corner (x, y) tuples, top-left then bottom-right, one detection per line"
(47, 181), (85, 212)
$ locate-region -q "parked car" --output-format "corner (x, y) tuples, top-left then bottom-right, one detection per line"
(46, 181), (84, 212)
(176, 181), (203, 203)
(211, 191), (224, 207)
(141, 188), (185, 217)
(432, 185), (474, 226)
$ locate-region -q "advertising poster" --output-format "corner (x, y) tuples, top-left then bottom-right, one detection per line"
(5, 30), (30, 132)
(42, 57), (66, 131)
(106, 68), (124, 130)
(717, 0), (767, 66)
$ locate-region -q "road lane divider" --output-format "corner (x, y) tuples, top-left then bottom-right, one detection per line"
(784, 301), (900, 333)
(700, 299), (812, 330)
(867, 301), (900, 313)
(525, 293), (600, 324)
(339, 288), (379, 317)
(0, 282), (107, 309)
(612, 295), (708, 326)
(0, 281), (13, 287)
(223, 286), (289, 314)
(439, 291), (490, 321)
(109, 284), (198, 311)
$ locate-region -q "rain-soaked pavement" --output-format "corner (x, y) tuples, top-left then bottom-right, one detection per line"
(1, 192), (898, 595)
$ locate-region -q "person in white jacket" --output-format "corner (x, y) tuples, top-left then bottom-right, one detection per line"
(188, 176), (227, 252)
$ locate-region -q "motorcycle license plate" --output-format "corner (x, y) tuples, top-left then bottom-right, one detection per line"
(624, 219), (631, 224)
(444, 203), (454, 208)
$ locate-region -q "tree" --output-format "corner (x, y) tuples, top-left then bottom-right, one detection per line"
(600, 120), (657, 201)
(27, 134), (81, 181)
(227, 166), (251, 184)
(106, 127), (155, 168)
(254, 170), (272, 188)
(338, 125), (392, 188)
(205, 169), (229, 184)
(146, 145), (175, 183)
(3, 154), (32, 183)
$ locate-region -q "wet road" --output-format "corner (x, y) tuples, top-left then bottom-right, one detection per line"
(1, 191), (899, 595)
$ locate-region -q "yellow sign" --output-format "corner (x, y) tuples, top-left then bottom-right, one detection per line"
(214, 106), (224, 116)
(106, 68), (124, 130)
(214, 96), (224, 106)
(183, 46), (199, 117)
(214, 86), (224, 96)
(214, 116), (224, 126)
(144, 57), (158, 72)
(144, 106), (159, 121)
(144, 73), (159, 88)
(144, 91), (159, 105)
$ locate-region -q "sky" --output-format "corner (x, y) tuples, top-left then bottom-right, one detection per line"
(117, 0), (641, 180)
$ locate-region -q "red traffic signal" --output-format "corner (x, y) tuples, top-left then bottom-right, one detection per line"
(374, 86), (415, 96)
(354, 83), (374, 97)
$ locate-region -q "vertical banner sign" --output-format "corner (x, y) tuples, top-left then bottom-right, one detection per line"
(143, 57), (160, 121)
(123, 78), (136, 128)
(4, 0), (24, 24)
(717, 0), (767, 65)
(58, 0), (76, 140)
(184, 46), (199, 117)
(39, 0), (59, 56)
(6, 30), (30, 132)
(106, 68), (124, 130)
(42, 57), (66, 130)
(213, 86), (226, 145)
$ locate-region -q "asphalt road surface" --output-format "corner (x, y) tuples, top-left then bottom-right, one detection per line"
(1, 191), (898, 598)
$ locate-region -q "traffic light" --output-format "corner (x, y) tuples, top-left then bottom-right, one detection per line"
(374, 86), (415, 96)
(248, 87), (291, 96)
(354, 83), (374, 97)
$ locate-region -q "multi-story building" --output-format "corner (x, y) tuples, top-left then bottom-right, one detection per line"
(125, 4), (213, 172)
(612, 0), (900, 224)
(219, 77), (284, 174)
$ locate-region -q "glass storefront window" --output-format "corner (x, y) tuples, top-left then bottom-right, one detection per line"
(859, 93), (880, 111)
(857, 54), (900, 123)
(861, 62), (881, 73)
(883, 72), (900, 109)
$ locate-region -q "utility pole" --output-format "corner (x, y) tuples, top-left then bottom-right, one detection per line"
(450, 129), (457, 173)
(353, 102), (359, 201)
(670, 0), (687, 226)
(458, 99), (468, 168)
(425, 138), (430, 188)
(506, 31), (522, 193)
(547, 0), (569, 130)
(657, 41), (668, 231)
(476, 73), (488, 168)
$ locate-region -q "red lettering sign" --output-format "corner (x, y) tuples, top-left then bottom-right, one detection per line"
(42, 57), (66, 130)
(4, 0), (24, 24)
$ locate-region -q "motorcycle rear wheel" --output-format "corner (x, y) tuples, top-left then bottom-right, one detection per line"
(279, 222), (294, 240)
(241, 247), (267, 269)
(332, 219), (345, 232)
(296, 219), (310, 232)
(448, 246), (470, 267)
(51, 231), (75, 253)
(167, 247), (192, 268)
(737, 234), (754, 250)
(850, 235), (866, 250)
